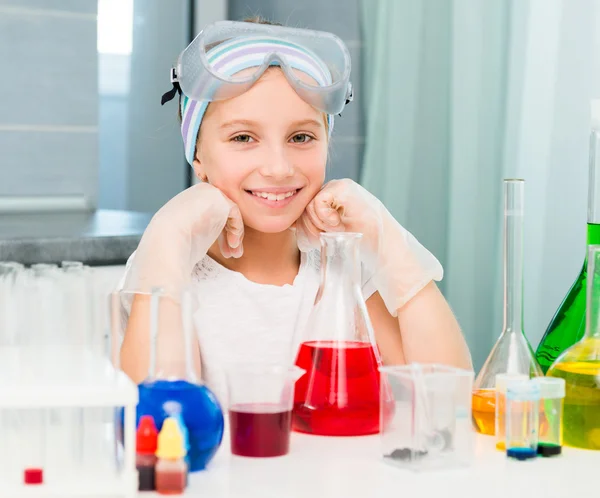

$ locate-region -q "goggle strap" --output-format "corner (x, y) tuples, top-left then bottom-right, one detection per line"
(338, 83), (354, 117)
(161, 68), (182, 106)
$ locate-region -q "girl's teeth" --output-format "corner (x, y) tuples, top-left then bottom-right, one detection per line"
(252, 190), (296, 201)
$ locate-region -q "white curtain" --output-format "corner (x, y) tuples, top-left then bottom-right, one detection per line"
(360, 0), (600, 369)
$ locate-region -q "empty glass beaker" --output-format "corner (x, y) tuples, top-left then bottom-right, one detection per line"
(227, 364), (304, 457)
(379, 364), (474, 471)
(292, 232), (388, 436)
(547, 245), (600, 450)
(472, 179), (543, 435)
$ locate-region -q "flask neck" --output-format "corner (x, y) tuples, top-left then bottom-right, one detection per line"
(585, 248), (600, 340)
(147, 290), (199, 384)
(587, 223), (600, 249)
(588, 130), (600, 224)
(502, 181), (525, 335)
(319, 234), (362, 291)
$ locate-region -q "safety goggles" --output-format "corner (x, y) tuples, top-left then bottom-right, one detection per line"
(163, 20), (353, 116)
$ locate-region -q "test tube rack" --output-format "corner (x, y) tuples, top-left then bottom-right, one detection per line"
(0, 346), (138, 497)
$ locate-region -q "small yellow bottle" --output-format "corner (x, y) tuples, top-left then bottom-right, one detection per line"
(155, 418), (188, 495)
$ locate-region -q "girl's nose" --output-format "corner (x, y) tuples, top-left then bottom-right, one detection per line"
(258, 145), (294, 179)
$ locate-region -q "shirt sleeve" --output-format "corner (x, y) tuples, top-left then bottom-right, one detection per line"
(361, 262), (378, 302)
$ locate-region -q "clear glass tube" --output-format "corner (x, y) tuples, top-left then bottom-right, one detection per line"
(495, 373), (528, 451)
(0, 262), (23, 347)
(503, 179), (524, 334)
(533, 377), (565, 457)
(505, 381), (540, 460)
(585, 246), (600, 341)
(588, 114), (600, 223)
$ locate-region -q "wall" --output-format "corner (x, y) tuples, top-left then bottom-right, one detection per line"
(227, 0), (365, 182)
(0, 1), (98, 212)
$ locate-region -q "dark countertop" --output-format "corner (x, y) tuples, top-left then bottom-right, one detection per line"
(0, 209), (153, 266)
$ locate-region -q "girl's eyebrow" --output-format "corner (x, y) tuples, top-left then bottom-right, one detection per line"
(292, 118), (324, 128)
(219, 118), (323, 130)
(220, 119), (259, 130)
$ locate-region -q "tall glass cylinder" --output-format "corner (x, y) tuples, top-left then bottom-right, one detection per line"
(471, 179), (543, 436)
(536, 100), (600, 372)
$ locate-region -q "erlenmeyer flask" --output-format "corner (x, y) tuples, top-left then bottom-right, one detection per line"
(129, 287), (225, 471)
(472, 179), (543, 435)
(547, 245), (600, 450)
(292, 232), (391, 436)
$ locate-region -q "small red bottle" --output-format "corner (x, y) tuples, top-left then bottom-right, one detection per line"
(136, 415), (158, 491)
(155, 418), (187, 495)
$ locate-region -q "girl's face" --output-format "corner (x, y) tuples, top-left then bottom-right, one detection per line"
(193, 68), (328, 234)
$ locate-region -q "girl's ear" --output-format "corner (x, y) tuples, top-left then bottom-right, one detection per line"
(192, 157), (208, 182)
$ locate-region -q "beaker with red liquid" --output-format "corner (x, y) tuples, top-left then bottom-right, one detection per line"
(293, 233), (394, 436)
(227, 364), (305, 457)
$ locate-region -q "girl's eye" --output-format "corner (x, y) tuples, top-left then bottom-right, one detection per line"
(291, 134), (313, 144)
(232, 134), (253, 143)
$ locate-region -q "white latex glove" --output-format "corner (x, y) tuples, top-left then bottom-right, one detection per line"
(122, 183), (244, 295)
(295, 179), (443, 316)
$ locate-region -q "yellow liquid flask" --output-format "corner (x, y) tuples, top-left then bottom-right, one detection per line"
(547, 245), (600, 450)
(472, 179), (543, 435)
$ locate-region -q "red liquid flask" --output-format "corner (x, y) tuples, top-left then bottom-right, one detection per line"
(292, 233), (393, 436)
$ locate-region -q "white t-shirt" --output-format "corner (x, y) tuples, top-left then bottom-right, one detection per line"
(121, 249), (377, 407)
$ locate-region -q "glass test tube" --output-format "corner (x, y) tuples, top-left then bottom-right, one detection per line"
(495, 373), (528, 451)
(505, 380), (540, 460)
(532, 377), (565, 457)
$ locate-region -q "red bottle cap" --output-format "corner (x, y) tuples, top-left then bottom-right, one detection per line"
(24, 468), (43, 485)
(136, 415), (158, 454)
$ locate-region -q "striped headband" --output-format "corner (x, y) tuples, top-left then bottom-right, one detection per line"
(180, 36), (335, 166)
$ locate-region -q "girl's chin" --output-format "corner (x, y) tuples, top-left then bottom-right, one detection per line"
(242, 214), (299, 234)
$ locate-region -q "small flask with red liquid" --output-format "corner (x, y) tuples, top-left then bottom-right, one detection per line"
(155, 418), (187, 495)
(136, 415), (158, 491)
(293, 232), (394, 436)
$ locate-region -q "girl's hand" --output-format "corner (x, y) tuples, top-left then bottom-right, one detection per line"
(295, 179), (383, 257)
(296, 179), (443, 315)
(123, 183), (244, 295)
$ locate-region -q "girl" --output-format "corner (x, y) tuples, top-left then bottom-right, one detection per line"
(119, 18), (472, 403)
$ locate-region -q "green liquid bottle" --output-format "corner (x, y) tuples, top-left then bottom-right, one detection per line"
(536, 101), (600, 373)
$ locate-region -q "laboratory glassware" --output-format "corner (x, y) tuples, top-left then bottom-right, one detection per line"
(292, 232), (392, 436)
(131, 287), (224, 470)
(536, 100), (600, 372)
(547, 245), (600, 450)
(472, 179), (543, 435)
(505, 380), (540, 460)
(532, 377), (565, 456)
(227, 363), (304, 457)
(379, 364), (474, 471)
(495, 373), (528, 450)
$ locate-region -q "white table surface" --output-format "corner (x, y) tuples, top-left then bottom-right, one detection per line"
(156, 430), (600, 498)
